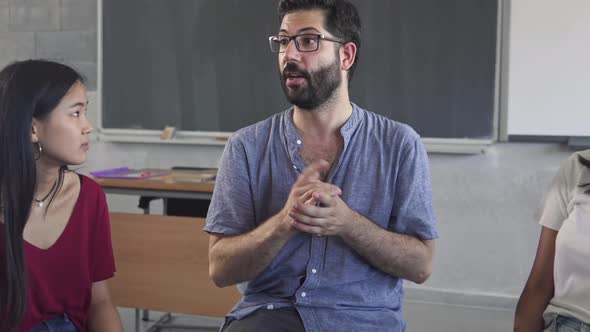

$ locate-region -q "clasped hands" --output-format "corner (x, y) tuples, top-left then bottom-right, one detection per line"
(284, 160), (359, 237)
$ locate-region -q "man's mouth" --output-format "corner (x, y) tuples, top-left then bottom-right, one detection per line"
(284, 71), (306, 87)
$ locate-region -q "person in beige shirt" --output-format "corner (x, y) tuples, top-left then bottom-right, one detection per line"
(515, 150), (590, 331)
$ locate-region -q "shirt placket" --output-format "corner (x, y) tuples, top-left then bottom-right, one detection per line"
(289, 108), (357, 303)
(283, 115), (323, 306)
(295, 234), (325, 306)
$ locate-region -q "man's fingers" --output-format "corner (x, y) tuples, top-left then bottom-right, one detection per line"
(290, 218), (324, 235)
(301, 183), (342, 198)
(295, 159), (330, 184)
(306, 159), (331, 175)
(292, 182), (340, 204)
(311, 191), (337, 206)
(290, 202), (328, 219)
(328, 185), (342, 196)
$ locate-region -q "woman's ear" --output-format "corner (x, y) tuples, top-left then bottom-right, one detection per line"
(31, 119), (39, 143)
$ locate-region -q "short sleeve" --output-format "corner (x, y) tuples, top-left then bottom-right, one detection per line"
(539, 154), (577, 231)
(91, 189), (116, 282)
(204, 133), (256, 236)
(390, 136), (438, 240)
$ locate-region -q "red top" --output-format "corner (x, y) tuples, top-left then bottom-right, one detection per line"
(16, 175), (116, 331)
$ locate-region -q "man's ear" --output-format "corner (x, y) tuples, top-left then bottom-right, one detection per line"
(340, 41), (357, 72)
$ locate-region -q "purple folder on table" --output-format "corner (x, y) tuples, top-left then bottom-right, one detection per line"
(90, 167), (170, 179)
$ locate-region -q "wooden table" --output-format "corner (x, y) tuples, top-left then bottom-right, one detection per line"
(94, 168), (216, 200)
(109, 213), (240, 332)
(95, 168), (225, 331)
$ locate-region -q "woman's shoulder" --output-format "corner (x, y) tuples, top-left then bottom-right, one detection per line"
(78, 173), (102, 190)
(65, 172), (105, 203)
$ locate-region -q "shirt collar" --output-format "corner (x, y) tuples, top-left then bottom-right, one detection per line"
(280, 103), (363, 174)
(282, 102), (362, 145)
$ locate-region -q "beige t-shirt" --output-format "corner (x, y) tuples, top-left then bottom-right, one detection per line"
(540, 150), (590, 324)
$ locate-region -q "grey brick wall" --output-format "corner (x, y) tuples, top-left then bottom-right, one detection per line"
(0, 0), (97, 90)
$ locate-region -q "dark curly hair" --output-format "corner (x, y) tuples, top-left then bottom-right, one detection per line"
(278, 0), (361, 82)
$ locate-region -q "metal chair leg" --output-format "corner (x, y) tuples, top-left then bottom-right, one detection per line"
(135, 309), (141, 332)
(142, 309), (150, 321)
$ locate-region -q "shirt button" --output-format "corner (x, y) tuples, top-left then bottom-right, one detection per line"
(267, 304), (274, 310)
(292, 165), (297, 170)
(296, 139), (302, 145)
(301, 292), (307, 297)
(311, 269), (317, 274)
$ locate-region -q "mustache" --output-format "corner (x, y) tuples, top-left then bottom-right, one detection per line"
(282, 63), (310, 80)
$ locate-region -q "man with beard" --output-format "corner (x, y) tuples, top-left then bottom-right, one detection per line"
(204, 1), (438, 331)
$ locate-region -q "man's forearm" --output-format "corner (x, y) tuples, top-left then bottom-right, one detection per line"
(341, 213), (434, 283)
(209, 211), (297, 287)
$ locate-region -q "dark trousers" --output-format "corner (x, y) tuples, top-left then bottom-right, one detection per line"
(221, 307), (306, 332)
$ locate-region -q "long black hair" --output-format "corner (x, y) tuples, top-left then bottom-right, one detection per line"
(0, 60), (84, 331)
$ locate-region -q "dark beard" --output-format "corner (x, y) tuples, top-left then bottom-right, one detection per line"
(279, 59), (342, 110)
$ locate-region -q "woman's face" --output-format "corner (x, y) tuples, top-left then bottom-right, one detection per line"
(31, 81), (93, 167)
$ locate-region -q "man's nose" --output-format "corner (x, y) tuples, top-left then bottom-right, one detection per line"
(283, 38), (301, 61)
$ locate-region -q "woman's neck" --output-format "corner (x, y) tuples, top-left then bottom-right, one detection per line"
(35, 163), (61, 197)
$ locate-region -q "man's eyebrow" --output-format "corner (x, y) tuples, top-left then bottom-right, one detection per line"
(279, 27), (321, 35)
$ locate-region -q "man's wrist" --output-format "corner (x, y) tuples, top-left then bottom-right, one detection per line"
(341, 210), (364, 241)
(275, 208), (297, 235)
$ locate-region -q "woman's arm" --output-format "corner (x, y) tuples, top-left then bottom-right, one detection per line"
(514, 226), (557, 332)
(87, 280), (123, 332)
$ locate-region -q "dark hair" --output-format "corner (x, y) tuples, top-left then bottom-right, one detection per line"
(278, 0), (361, 82)
(578, 154), (590, 194)
(0, 60), (83, 331)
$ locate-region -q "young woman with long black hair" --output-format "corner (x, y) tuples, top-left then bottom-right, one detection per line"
(0, 60), (122, 331)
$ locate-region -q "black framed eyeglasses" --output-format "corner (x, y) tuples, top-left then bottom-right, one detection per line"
(268, 34), (345, 53)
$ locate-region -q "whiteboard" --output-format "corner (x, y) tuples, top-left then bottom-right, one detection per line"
(507, 0), (590, 136)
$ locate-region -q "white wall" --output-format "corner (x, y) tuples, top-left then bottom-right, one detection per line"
(507, 0), (590, 136)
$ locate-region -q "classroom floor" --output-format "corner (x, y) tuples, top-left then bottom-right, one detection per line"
(118, 299), (515, 332)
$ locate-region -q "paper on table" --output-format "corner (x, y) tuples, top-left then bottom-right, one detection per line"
(90, 167), (170, 179)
